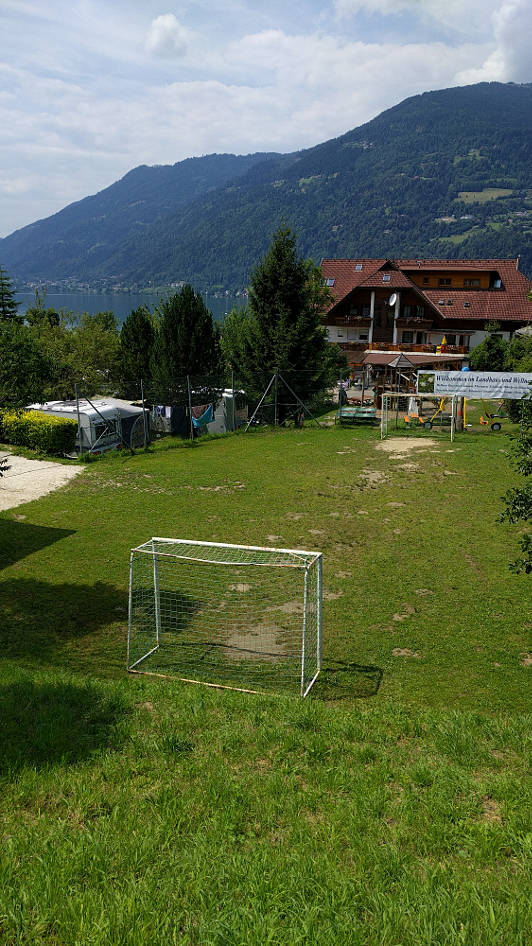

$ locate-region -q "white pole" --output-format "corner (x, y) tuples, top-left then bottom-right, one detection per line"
(300, 567), (309, 697)
(368, 291), (375, 344)
(127, 551), (134, 669)
(317, 555), (323, 672)
(153, 544), (161, 647)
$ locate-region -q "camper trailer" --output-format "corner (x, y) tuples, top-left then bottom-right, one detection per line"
(27, 397), (149, 455)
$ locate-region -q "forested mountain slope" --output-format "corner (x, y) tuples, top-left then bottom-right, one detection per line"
(2, 82), (532, 290)
(0, 153), (280, 284)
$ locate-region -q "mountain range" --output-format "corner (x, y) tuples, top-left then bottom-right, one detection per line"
(2, 81), (532, 293)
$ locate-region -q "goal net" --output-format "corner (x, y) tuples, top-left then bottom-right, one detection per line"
(381, 393), (457, 442)
(127, 538), (322, 697)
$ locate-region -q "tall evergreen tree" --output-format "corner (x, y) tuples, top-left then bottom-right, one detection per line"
(0, 265), (21, 323)
(119, 306), (155, 397)
(221, 227), (343, 404)
(150, 285), (220, 398)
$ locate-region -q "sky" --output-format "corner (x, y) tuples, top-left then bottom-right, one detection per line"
(1, 0), (531, 237)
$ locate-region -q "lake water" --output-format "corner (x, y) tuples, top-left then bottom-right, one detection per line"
(15, 290), (242, 325)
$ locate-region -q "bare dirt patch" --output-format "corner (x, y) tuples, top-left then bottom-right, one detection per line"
(267, 601), (304, 614)
(0, 452), (84, 511)
(415, 588), (434, 597)
(393, 604), (415, 622)
(392, 648), (422, 658)
(520, 653), (532, 667)
(376, 438), (439, 456)
(480, 796), (502, 823)
(359, 469), (387, 487)
(225, 624), (287, 661)
(228, 583), (252, 593)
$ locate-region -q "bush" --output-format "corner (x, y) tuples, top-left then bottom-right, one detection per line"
(0, 410), (77, 455)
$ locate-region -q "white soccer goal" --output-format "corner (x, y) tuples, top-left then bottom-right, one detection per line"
(127, 538), (322, 697)
(381, 392), (457, 442)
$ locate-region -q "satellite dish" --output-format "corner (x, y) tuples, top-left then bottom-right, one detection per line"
(388, 293), (397, 307)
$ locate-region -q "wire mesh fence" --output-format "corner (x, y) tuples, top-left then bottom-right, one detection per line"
(127, 539), (322, 696)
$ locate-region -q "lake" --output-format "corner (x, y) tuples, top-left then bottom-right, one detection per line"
(15, 290), (242, 325)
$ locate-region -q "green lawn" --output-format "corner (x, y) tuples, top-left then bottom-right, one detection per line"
(1, 425), (531, 944)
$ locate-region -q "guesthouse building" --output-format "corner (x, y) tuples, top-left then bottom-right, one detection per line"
(321, 257), (532, 371)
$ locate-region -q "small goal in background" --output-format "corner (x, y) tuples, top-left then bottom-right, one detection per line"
(127, 538), (322, 697)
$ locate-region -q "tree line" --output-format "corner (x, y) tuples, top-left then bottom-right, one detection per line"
(0, 229), (343, 410)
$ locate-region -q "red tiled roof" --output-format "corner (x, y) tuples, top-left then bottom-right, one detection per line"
(321, 257), (532, 323)
(321, 259), (386, 300)
(360, 271), (414, 289)
(423, 289), (532, 323)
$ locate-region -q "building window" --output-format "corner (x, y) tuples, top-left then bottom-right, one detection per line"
(355, 263), (363, 271)
(416, 332), (426, 344)
(403, 304), (412, 318)
(464, 278), (480, 287)
(359, 333), (368, 341)
(324, 278), (335, 287)
(423, 277), (429, 284)
(439, 278), (451, 286)
(362, 305), (370, 317)
(337, 328), (344, 337)
(382, 274), (391, 282)
(402, 331), (414, 344)
(416, 305), (425, 317)
(446, 334), (456, 345)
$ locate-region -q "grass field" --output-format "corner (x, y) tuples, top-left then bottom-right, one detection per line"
(1, 422), (531, 944)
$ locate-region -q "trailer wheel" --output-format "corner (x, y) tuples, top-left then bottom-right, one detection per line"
(423, 420), (433, 430)
(491, 422), (502, 432)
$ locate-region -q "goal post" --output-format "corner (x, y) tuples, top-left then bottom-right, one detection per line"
(127, 538), (323, 697)
(381, 392), (457, 442)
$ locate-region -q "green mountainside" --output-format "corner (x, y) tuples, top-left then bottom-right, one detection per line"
(2, 82), (532, 291)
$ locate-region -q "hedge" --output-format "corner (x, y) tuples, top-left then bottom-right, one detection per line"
(0, 410), (78, 455)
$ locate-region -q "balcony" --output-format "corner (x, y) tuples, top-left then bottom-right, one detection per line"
(338, 341), (468, 355)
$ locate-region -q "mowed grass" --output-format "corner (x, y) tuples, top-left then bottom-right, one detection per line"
(0, 424), (531, 945)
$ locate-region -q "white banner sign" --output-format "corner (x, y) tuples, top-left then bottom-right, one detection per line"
(416, 370), (532, 400)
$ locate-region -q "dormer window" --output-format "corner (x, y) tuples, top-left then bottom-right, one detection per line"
(355, 263), (363, 271)
(324, 278), (335, 287)
(382, 274), (391, 282)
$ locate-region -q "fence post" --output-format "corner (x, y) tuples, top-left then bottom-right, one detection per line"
(274, 368), (278, 427)
(74, 383), (83, 457)
(231, 369), (236, 431)
(187, 375), (194, 441)
(140, 379), (148, 448)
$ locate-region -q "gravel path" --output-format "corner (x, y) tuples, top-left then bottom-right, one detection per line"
(0, 452), (84, 511)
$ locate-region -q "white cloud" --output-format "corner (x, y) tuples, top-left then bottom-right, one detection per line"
(1, 0), (532, 236)
(456, 0), (532, 83)
(144, 13), (190, 58)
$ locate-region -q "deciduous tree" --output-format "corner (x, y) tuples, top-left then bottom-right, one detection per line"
(0, 322), (51, 407)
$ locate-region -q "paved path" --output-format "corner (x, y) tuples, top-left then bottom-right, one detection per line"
(0, 452), (84, 511)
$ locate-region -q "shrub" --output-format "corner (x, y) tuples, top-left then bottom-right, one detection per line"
(0, 410), (77, 455)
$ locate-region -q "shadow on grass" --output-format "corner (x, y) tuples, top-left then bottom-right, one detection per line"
(0, 577), (128, 663)
(0, 518), (75, 570)
(313, 659), (383, 701)
(0, 677), (127, 775)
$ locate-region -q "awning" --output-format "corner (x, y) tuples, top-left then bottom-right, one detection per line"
(362, 351), (468, 368)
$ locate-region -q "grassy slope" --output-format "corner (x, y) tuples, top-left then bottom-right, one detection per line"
(1, 426), (531, 944)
